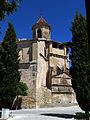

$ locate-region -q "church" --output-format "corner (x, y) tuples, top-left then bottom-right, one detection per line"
(17, 17), (75, 108)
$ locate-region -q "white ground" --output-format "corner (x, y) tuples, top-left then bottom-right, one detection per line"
(9, 105), (83, 120)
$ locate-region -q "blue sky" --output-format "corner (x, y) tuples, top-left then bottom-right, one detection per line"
(0, 0), (86, 43)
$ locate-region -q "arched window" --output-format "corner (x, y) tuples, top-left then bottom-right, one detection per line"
(37, 29), (42, 38)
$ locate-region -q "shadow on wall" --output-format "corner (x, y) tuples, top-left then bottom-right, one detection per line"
(41, 113), (75, 119)
(11, 96), (22, 110)
(46, 68), (52, 90)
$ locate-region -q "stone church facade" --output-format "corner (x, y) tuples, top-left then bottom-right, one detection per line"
(18, 17), (75, 108)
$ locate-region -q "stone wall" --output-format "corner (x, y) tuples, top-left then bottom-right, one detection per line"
(17, 39), (76, 108)
(18, 40), (33, 62)
(52, 93), (74, 103)
(42, 28), (51, 39)
(36, 40), (49, 107)
(32, 42), (38, 60)
(44, 88), (52, 104)
(48, 42), (68, 72)
(51, 73), (75, 104)
(18, 40), (38, 108)
(49, 56), (64, 71)
(20, 62), (37, 108)
(21, 96), (36, 108)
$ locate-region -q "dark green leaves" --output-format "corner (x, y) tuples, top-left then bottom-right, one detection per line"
(70, 12), (90, 113)
(0, 23), (20, 109)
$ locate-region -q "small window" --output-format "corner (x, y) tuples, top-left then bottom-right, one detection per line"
(37, 29), (42, 38)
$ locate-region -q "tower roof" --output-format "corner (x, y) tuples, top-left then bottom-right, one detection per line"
(37, 17), (47, 24)
(32, 17), (51, 30)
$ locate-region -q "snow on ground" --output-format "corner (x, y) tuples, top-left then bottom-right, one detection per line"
(8, 105), (83, 120)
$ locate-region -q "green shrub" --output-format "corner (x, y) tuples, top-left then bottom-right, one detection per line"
(75, 112), (90, 119)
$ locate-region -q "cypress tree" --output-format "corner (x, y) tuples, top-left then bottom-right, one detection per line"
(70, 13), (90, 113)
(85, 0), (90, 57)
(0, 22), (20, 109)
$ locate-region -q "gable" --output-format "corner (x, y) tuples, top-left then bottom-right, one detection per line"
(53, 72), (71, 79)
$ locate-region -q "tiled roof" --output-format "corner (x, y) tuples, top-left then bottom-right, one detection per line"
(37, 17), (47, 24)
(32, 17), (51, 30)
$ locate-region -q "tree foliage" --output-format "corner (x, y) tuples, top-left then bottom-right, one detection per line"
(0, 0), (21, 21)
(17, 82), (28, 96)
(0, 22), (20, 109)
(70, 13), (90, 113)
(0, 23), (27, 109)
(85, 0), (90, 57)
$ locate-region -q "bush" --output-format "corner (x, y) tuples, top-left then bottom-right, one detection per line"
(75, 112), (90, 120)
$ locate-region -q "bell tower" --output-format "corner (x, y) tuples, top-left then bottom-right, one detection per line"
(32, 17), (51, 40)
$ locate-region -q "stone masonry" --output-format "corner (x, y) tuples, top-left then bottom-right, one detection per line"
(17, 17), (76, 108)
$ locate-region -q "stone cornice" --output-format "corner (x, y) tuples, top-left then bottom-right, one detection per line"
(47, 53), (67, 59)
(52, 84), (72, 87)
(52, 91), (73, 94)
